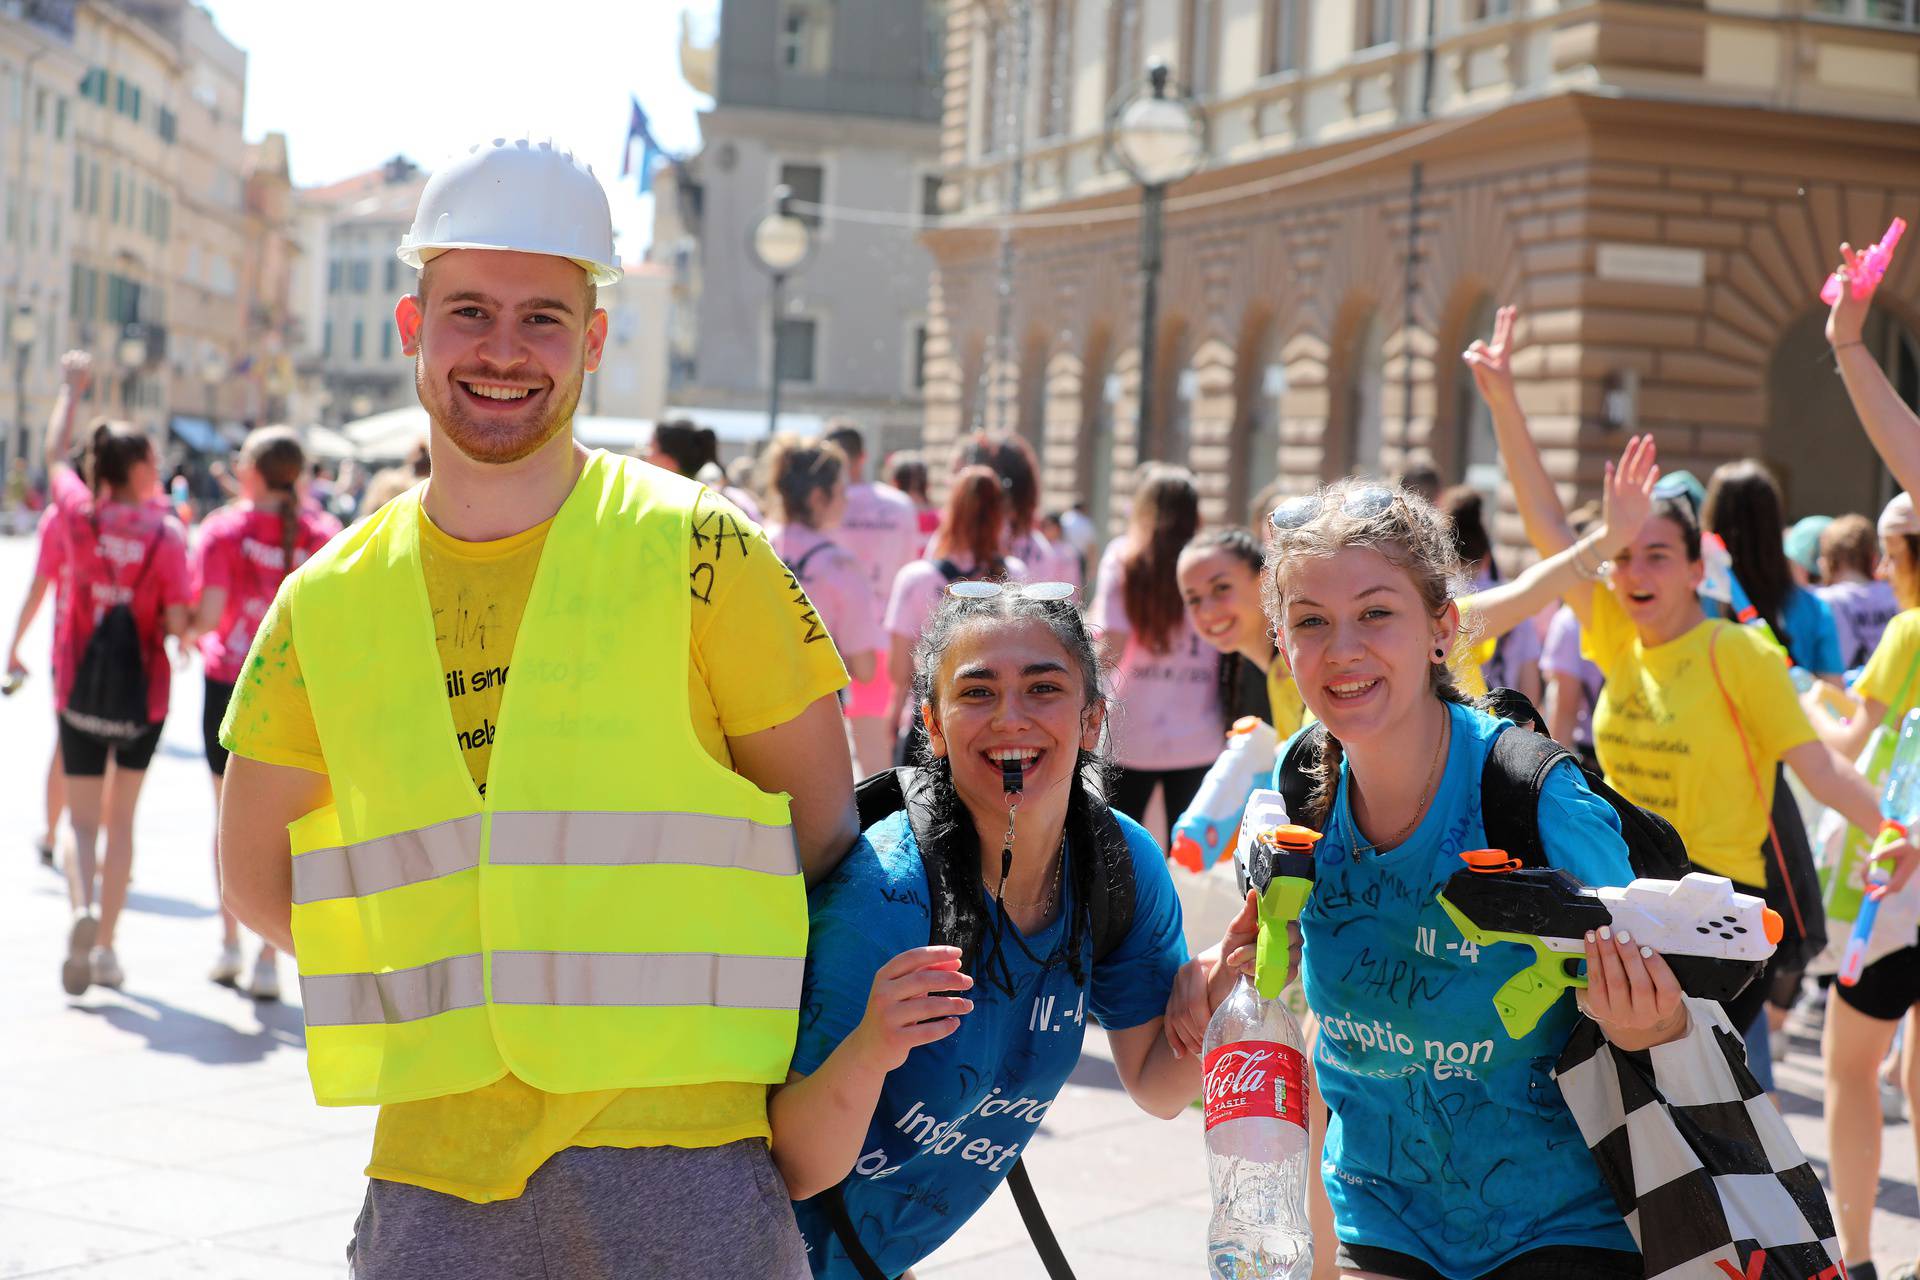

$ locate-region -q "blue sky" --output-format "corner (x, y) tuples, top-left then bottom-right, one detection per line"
(210, 0), (720, 261)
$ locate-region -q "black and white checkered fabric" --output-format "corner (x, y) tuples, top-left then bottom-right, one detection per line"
(1552, 998), (1842, 1280)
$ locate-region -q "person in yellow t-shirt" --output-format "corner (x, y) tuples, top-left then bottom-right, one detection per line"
(216, 141), (857, 1279)
(1463, 302), (1917, 1040)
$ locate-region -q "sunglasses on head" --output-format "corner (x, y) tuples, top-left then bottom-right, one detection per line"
(1269, 486), (1398, 532)
(945, 580), (1077, 602)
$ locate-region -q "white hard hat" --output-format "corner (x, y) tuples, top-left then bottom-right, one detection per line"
(397, 137), (621, 286)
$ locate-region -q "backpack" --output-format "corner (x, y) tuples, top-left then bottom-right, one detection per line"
(817, 766), (1136, 1280)
(60, 525), (164, 744)
(1273, 689), (1690, 881)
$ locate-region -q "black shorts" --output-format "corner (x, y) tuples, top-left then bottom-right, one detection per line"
(1335, 1242), (1641, 1279)
(58, 715), (164, 776)
(203, 677), (236, 775)
(1834, 942), (1920, 1022)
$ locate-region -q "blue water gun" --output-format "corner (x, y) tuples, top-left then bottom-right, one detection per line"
(1842, 710), (1920, 986)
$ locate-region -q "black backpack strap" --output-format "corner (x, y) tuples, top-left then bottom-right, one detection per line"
(1477, 686), (1549, 736)
(1480, 724), (1571, 872)
(817, 1184), (893, 1280)
(1006, 1159), (1077, 1279)
(1082, 780), (1136, 965)
(790, 540), (836, 582)
(936, 558), (965, 583)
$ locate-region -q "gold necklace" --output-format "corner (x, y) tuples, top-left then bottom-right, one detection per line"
(1000, 840), (1065, 910)
(1349, 712), (1449, 859)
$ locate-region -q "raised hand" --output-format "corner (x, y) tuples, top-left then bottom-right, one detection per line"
(848, 945), (973, 1074)
(58, 350), (91, 395)
(1600, 434), (1660, 556)
(1462, 304), (1519, 408)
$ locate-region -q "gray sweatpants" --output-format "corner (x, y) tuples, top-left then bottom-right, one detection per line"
(347, 1140), (810, 1280)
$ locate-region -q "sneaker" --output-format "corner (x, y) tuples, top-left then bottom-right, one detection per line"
(60, 911), (97, 995)
(89, 945), (123, 990)
(246, 949), (280, 1001)
(35, 838), (53, 867)
(209, 942), (243, 987)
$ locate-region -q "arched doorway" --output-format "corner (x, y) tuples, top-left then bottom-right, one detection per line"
(1765, 307), (1915, 519)
(1229, 311), (1283, 527)
(1332, 306), (1387, 479)
(1449, 297), (1500, 498)
(1018, 331), (1048, 451)
(1152, 317), (1193, 465)
(1077, 327), (1117, 540)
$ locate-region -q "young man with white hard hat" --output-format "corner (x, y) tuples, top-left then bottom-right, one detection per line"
(217, 137), (855, 1278)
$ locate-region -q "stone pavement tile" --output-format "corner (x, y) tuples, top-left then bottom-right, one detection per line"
(5, 1099), (320, 1168)
(175, 1078), (375, 1140)
(0, 1140), (146, 1201)
(217, 1209), (356, 1272)
(0, 1204), (172, 1279)
(2, 1165), (358, 1243)
(30, 1240), (344, 1279)
(189, 1132), (373, 1196)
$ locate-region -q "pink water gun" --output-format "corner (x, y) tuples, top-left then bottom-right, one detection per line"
(1822, 217), (1906, 304)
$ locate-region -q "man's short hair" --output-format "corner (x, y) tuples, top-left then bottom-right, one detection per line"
(823, 419), (865, 460)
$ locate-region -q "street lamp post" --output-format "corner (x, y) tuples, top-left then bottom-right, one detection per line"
(7, 305), (35, 478)
(117, 329), (148, 420)
(749, 184), (813, 439)
(1107, 61), (1207, 463)
(202, 350), (225, 420)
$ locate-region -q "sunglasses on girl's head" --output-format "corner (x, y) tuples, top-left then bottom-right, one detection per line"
(1268, 486), (1398, 532)
(945, 580), (1077, 602)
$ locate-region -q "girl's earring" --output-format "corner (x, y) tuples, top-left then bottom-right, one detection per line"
(1433, 646), (1446, 661)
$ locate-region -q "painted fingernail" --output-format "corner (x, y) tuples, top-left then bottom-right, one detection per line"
(1598, 926), (1611, 941)
(1616, 930), (1632, 945)
(1585, 931), (1595, 944)
(1640, 947), (1653, 959)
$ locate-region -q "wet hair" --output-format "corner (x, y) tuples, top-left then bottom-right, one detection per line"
(1181, 526), (1275, 732)
(85, 420), (153, 502)
(1120, 464), (1201, 654)
(762, 434), (846, 528)
(910, 586), (1109, 988)
(931, 465), (1009, 573)
(888, 450), (929, 503)
(241, 425), (308, 570)
(1262, 478), (1472, 827)
(651, 420), (705, 475)
(1819, 513), (1878, 582)
(1703, 460), (1796, 651)
(824, 420), (866, 465)
(1439, 485), (1496, 580)
(952, 432), (1041, 535)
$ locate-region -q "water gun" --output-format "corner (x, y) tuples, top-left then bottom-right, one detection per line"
(1436, 851), (1781, 1039)
(1822, 217), (1906, 304)
(1700, 532), (1790, 665)
(1170, 716), (1280, 872)
(1236, 789), (1320, 999)
(1841, 710), (1920, 985)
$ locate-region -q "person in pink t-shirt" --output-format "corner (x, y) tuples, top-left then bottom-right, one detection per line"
(6, 503), (71, 865)
(42, 352), (191, 995)
(886, 450), (940, 549)
(189, 427), (341, 998)
(884, 465), (1030, 762)
(950, 431), (1083, 589)
(825, 422), (921, 773)
(764, 434), (881, 691)
(1089, 465), (1221, 846)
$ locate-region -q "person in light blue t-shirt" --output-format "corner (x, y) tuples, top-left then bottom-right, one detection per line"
(1191, 457), (1695, 1280)
(767, 582), (1225, 1280)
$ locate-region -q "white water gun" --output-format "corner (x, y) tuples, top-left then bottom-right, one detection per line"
(1170, 717), (1279, 873)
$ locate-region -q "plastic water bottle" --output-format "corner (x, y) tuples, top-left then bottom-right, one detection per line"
(1203, 972), (1312, 1278)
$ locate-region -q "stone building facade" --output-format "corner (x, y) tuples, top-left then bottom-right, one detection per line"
(925, 0), (1920, 542)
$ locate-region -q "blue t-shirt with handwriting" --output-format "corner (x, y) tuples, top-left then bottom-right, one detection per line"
(1295, 701), (1638, 1277)
(789, 808), (1188, 1279)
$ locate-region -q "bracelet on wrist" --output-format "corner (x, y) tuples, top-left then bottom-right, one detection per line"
(1832, 340), (1867, 353)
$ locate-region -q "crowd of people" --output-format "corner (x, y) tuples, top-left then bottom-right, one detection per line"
(10, 136), (1920, 1280)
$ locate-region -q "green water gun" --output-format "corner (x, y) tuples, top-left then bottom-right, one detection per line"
(1237, 788), (1322, 999)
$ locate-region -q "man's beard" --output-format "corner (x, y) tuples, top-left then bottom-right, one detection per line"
(418, 360), (582, 465)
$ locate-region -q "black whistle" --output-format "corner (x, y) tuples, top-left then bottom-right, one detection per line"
(1001, 758), (1024, 796)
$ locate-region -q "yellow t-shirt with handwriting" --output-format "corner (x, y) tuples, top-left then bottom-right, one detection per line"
(1450, 594), (1497, 700)
(1856, 608), (1920, 717)
(1580, 585), (1813, 885)
(221, 484), (848, 1203)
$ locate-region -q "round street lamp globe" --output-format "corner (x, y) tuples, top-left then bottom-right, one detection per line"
(753, 211), (812, 274)
(203, 351), (226, 385)
(8, 308), (37, 349)
(1114, 91), (1206, 187)
(118, 335), (147, 368)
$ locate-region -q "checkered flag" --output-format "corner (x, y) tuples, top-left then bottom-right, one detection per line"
(1552, 998), (1842, 1280)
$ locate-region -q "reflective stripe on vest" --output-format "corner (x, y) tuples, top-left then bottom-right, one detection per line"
(301, 952), (802, 1025)
(290, 810), (796, 905)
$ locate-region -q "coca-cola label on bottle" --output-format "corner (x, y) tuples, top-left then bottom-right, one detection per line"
(1202, 1041), (1307, 1132)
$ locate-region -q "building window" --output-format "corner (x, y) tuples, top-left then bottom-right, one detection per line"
(384, 258), (398, 291)
(33, 87), (44, 131)
(1347, 311), (1386, 475)
(352, 319), (364, 360)
(981, 11), (1009, 156)
(87, 161), (98, 214)
(157, 108), (176, 143)
(351, 261), (371, 293)
(1108, 0), (1143, 105)
(920, 173), (943, 219)
(775, 316), (817, 383)
(54, 96), (65, 139)
(71, 153), (82, 211)
(1040, 0), (1073, 138)
(1264, 0), (1301, 74)
(1812, 0), (1918, 21)
(109, 170), (119, 223)
(1360, 0), (1400, 48)
(779, 2), (834, 73)
(910, 323), (929, 390)
(381, 324), (393, 360)
(778, 161), (825, 228)
(1470, 0), (1514, 17)
(1181, 0), (1219, 97)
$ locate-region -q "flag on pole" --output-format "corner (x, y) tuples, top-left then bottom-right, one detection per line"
(621, 96), (664, 196)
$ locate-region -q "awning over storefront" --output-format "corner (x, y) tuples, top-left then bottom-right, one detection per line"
(169, 416), (223, 453)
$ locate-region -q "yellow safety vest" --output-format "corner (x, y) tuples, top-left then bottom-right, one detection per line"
(283, 451), (807, 1107)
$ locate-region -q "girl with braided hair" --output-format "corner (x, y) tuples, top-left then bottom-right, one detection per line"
(770, 582), (1235, 1279)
